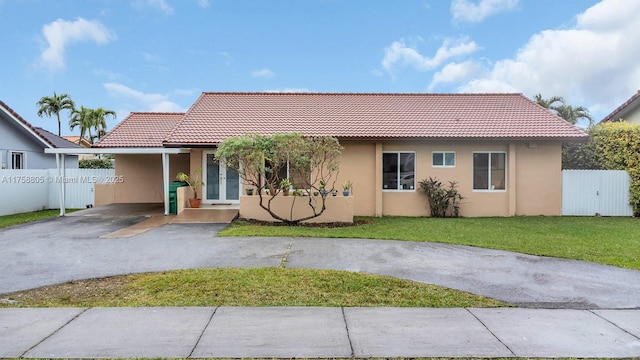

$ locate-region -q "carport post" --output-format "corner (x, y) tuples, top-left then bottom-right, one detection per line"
(162, 152), (170, 215)
(55, 153), (66, 216)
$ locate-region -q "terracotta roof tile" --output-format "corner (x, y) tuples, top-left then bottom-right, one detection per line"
(94, 112), (184, 148)
(163, 93), (588, 145)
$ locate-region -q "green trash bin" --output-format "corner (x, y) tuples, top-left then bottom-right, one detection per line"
(169, 181), (188, 214)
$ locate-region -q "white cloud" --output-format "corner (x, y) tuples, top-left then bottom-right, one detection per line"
(103, 83), (185, 112)
(451, 0), (519, 23)
(251, 68), (275, 79)
(382, 37), (478, 74)
(428, 61), (484, 90)
(40, 18), (114, 70)
(134, 0), (174, 14)
(457, 0), (640, 118)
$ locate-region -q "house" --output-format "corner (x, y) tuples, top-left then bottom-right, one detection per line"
(601, 90), (640, 124)
(62, 136), (97, 160)
(0, 100), (79, 169)
(49, 92), (587, 218)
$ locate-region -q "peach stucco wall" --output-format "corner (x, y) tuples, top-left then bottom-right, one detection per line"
(240, 195), (354, 223)
(331, 140), (562, 217)
(96, 153), (190, 204)
(104, 139), (562, 218)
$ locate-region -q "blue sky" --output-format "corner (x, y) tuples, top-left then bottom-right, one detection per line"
(1, 0), (638, 135)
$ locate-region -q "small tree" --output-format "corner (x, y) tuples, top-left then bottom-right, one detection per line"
(215, 133), (343, 224)
(418, 177), (463, 218)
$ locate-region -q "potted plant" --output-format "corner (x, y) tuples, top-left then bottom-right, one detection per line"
(176, 169), (204, 208)
(279, 178), (292, 196)
(342, 180), (353, 196)
(245, 188), (254, 196)
(319, 180), (329, 197)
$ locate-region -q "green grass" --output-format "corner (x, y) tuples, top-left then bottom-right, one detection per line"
(0, 268), (506, 308)
(219, 216), (640, 270)
(0, 209), (78, 229)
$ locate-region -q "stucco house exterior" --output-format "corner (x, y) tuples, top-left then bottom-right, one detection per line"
(0, 100), (79, 169)
(601, 90), (640, 124)
(67, 92), (588, 218)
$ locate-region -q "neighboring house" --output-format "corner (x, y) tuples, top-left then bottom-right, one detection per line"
(0, 100), (79, 169)
(76, 92), (587, 217)
(62, 136), (96, 160)
(601, 90), (640, 124)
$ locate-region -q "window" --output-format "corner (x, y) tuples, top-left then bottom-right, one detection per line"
(432, 151), (455, 167)
(473, 152), (506, 190)
(10, 152), (24, 169)
(383, 152), (415, 190)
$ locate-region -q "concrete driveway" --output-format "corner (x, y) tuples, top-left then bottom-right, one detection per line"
(1, 213), (639, 309)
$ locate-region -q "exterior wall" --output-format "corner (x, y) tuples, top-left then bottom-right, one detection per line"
(240, 195), (353, 223)
(108, 153), (190, 204)
(0, 117), (78, 169)
(334, 139), (563, 217)
(334, 141), (377, 216)
(183, 139), (563, 218)
(514, 142), (562, 215)
(625, 105), (640, 124)
(95, 184), (116, 206)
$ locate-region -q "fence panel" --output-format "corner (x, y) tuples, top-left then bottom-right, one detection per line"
(0, 168), (115, 216)
(0, 170), (50, 216)
(562, 170), (633, 216)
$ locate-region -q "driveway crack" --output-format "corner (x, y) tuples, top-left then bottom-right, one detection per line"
(279, 238), (294, 268)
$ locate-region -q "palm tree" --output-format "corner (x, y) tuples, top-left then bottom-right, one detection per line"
(69, 106), (95, 143)
(534, 93), (565, 109)
(90, 107), (116, 144)
(36, 92), (75, 136)
(553, 104), (594, 126)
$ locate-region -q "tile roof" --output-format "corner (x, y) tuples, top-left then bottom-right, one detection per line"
(94, 112), (185, 148)
(601, 90), (640, 123)
(34, 128), (81, 148)
(163, 92), (588, 145)
(0, 100), (80, 148)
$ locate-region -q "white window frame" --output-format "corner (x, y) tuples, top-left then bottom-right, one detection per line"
(9, 151), (25, 169)
(432, 151), (456, 168)
(472, 151), (507, 192)
(382, 151), (416, 192)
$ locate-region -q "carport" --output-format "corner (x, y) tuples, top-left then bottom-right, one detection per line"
(44, 147), (190, 216)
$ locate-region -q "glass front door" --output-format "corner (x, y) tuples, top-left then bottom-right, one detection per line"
(204, 152), (240, 203)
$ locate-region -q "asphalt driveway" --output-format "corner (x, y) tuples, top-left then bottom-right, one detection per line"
(1, 214), (639, 309)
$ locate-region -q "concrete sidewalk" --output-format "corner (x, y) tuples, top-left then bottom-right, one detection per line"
(1, 307), (639, 358)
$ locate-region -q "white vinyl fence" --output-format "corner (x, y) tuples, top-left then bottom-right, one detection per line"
(562, 170), (633, 216)
(0, 168), (115, 216)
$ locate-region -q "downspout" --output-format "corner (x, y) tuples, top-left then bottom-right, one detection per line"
(162, 152), (170, 215)
(508, 142), (517, 216)
(375, 142), (383, 217)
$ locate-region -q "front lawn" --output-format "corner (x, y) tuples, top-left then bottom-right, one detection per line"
(219, 216), (640, 270)
(0, 209), (77, 229)
(0, 268), (506, 308)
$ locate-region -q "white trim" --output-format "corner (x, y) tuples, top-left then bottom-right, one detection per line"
(202, 151), (241, 204)
(472, 151), (507, 192)
(9, 151), (26, 169)
(432, 151), (456, 168)
(45, 147), (189, 154)
(382, 151), (416, 192)
(162, 153), (170, 215)
(0, 105), (52, 148)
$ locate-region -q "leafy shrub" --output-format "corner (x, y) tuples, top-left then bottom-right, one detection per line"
(79, 158), (113, 169)
(418, 177), (463, 218)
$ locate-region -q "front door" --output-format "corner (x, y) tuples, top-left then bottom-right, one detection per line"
(203, 151), (240, 204)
